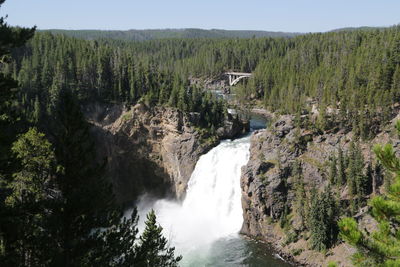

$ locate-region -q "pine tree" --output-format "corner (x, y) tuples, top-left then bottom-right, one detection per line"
(337, 147), (346, 186)
(293, 161), (307, 229)
(135, 210), (182, 267)
(308, 187), (325, 250)
(2, 128), (58, 266)
(348, 141), (358, 196)
(347, 141), (369, 209)
(88, 209), (139, 266)
(330, 155), (337, 184)
(308, 185), (338, 251)
(7, 128), (57, 206)
(32, 95), (41, 123)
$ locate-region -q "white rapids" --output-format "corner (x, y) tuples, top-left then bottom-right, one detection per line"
(136, 135), (251, 264)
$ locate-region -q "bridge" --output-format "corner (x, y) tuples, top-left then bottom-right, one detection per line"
(225, 72), (252, 86)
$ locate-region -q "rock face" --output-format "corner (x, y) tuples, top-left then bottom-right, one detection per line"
(240, 113), (400, 266)
(241, 116), (294, 237)
(84, 102), (248, 204)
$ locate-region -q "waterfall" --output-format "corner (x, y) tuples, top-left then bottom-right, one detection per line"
(137, 135), (251, 264)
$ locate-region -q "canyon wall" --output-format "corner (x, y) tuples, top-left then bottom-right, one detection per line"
(84, 102), (247, 204)
(240, 113), (400, 266)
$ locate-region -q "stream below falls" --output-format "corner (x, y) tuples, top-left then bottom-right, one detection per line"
(135, 116), (291, 266)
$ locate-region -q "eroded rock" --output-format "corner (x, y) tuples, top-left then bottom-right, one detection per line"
(84, 102), (247, 204)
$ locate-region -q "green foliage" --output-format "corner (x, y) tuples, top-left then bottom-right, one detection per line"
(135, 210), (182, 267)
(293, 161), (307, 229)
(89, 209), (181, 267)
(9, 33), (227, 130)
(374, 143), (400, 173)
(10, 25), (400, 135)
(88, 209), (139, 266)
(240, 27), (400, 134)
(0, 0), (35, 172)
(339, 122), (400, 266)
(291, 248), (303, 256)
(338, 217), (363, 245)
(331, 142), (372, 213)
(2, 128), (58, 266)
(337, 147), (347, 186)
(347, 141), (370, 209)
(7, 128), (58, 206)
(0, 2), (36, 263)
(329, 155), (337, 184)
(283, 230), (299, 246)
(1, 93), (182, 266)
(42, 28), (298, 41)
(308, 185), (339, 251)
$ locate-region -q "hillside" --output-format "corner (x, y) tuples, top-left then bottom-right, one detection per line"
(40, 28), (300, 41)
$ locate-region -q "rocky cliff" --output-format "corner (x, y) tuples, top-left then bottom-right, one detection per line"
(84, 102), (248, 205)
(240, 113), (400, 266)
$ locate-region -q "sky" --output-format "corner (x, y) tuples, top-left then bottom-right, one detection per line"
(1, 0), (400, 33)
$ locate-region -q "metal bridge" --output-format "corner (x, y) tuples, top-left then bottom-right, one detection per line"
(225, 72), (252, 86)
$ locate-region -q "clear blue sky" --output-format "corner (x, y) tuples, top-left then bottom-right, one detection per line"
(1, 0), (399, 32)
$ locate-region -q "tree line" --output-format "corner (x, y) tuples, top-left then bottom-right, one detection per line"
(8, 26), (400, 138)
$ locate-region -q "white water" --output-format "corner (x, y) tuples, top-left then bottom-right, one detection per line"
(137, 135), (251, 265)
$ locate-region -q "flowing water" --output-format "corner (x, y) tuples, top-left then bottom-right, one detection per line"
(136, 117), (291, 266)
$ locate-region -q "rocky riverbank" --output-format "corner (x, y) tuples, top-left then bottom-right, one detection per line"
(240, 111), (400, 266)
(84, 102), (248, 205)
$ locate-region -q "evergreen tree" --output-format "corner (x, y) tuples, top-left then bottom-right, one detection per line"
(337, 147), (346, 186)
(89, 209), (139, 266)
(293, 161), (307, 229)
(347, 141), (369, 209)
(2, 128), (58, 266)
(135, 210), (182, 267)
(329, 155), (337, 184)
(308, 185), (338, 251)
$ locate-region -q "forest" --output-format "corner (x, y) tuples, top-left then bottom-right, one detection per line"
(0, 2), (182, 265)
(1, 0), (400, 264)
(6, 25), (400, 139)
(41, 28), (299, 41)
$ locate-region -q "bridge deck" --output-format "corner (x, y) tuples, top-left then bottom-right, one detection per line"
(225, 72), (252, 76)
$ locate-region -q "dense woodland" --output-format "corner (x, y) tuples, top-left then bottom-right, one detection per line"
(6, 25), (400, 139)
(42, 28), (299, 41)
(1, 1), (400, 265)
(0, 1), (181, 265)
(6, 32), (227, 130)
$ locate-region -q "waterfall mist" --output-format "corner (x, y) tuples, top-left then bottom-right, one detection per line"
(136, 135), (251, 264)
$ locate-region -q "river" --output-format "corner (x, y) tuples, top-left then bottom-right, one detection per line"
(136, 116), (291, 266)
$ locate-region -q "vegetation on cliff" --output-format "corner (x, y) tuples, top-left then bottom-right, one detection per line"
(339, 121), (400, 266)
(8, 26), (400, 137)
(8, 32), (227, 131)
(0, 3), (181, 265)
(240, 111), (400, 266)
